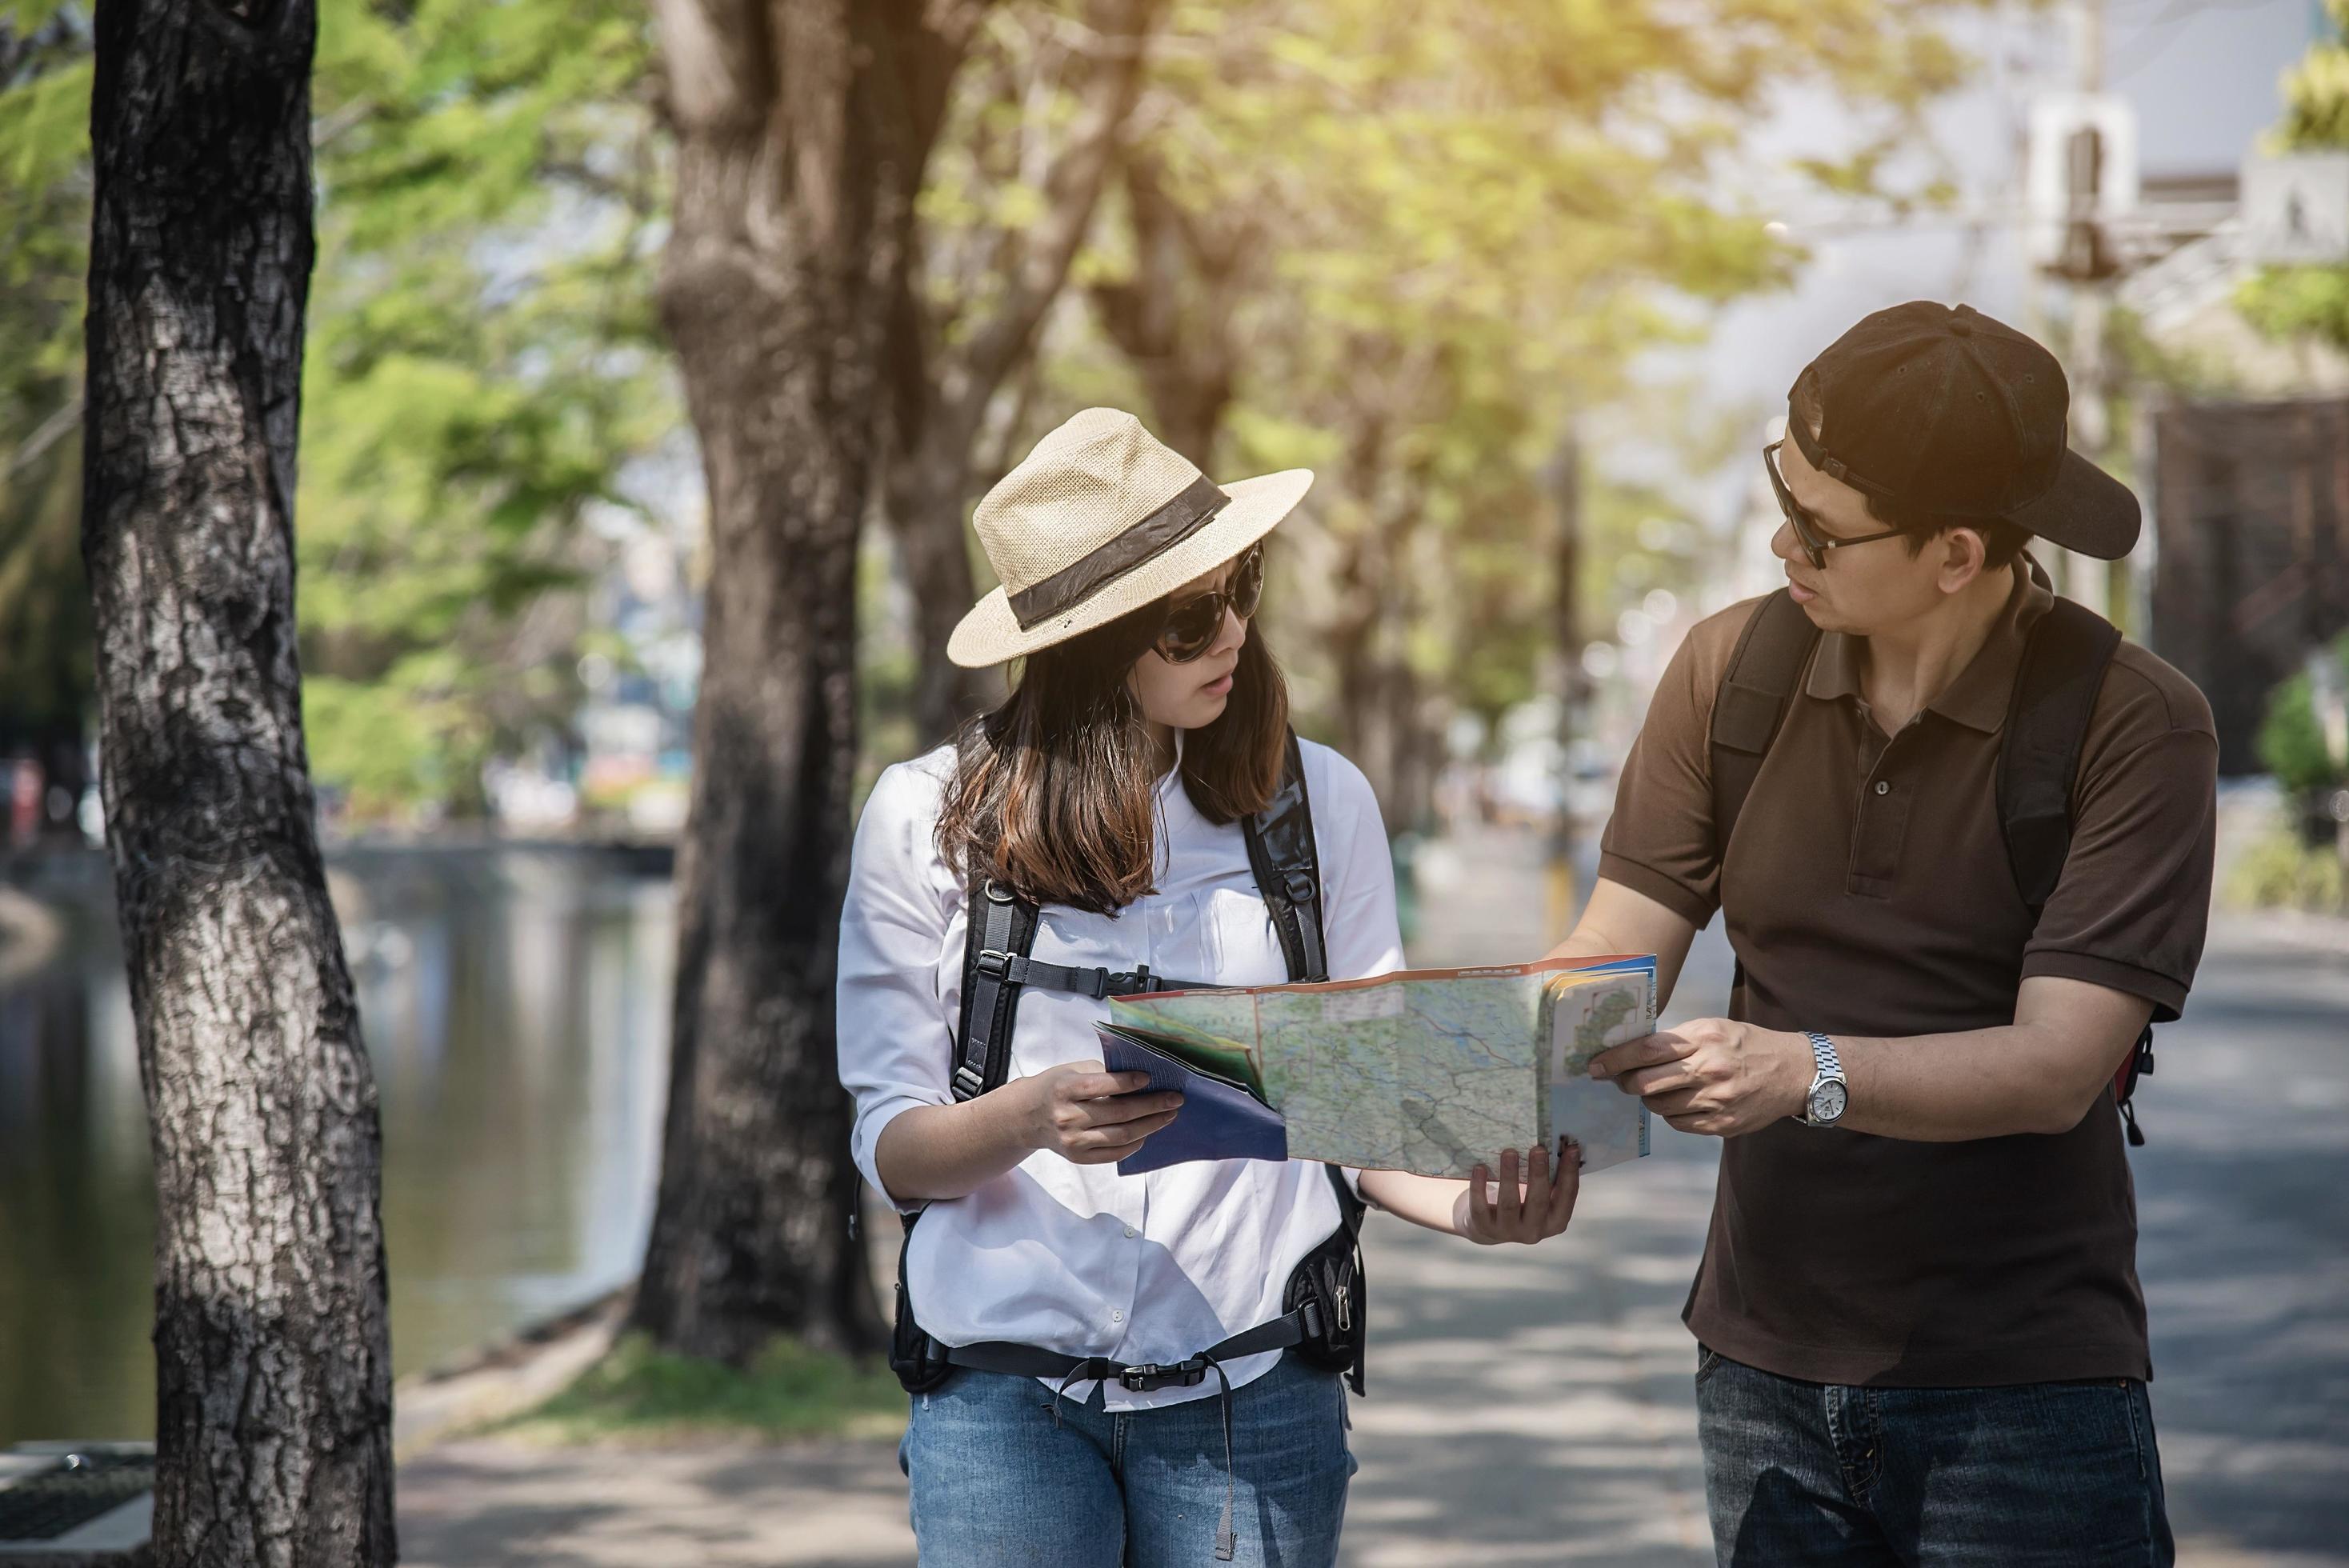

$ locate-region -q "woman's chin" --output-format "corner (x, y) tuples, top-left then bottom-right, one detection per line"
(1179, 693), (1231, 730)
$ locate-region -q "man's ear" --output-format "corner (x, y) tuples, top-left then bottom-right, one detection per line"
(1935, 526), (1989, 595)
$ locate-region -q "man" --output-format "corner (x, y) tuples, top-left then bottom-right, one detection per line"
(1551, 302), (2215, 1565)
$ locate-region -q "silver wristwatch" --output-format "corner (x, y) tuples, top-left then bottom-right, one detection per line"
(1799, 1031), (1848, 1126)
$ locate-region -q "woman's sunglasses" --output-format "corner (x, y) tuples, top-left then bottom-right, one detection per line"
(1764, 441), (1906, 571)
(1153, 544), (1265, 664)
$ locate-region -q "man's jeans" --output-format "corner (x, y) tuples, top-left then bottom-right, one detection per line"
(899, 1350), (1354, 1566)
(1695, 1346), (2175, 1566)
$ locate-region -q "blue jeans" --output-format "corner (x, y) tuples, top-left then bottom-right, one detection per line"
(1695, 1346), (2175, 1566)
(899, 1350), (1354, 1566)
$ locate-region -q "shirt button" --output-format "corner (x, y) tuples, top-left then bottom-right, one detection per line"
(1124, 1226), (1138, 1239)
(1110, 1309), (1124, 1323)
(1874, 780), (1891, 795)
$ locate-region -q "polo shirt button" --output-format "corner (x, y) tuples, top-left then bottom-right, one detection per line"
(1875, 780), (1891, 795)
(1111, 1309), (1124, 1323)
(1124, 1226), (1137, 1238)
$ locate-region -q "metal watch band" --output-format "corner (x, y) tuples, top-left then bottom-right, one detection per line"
(1802, 1030), (1845, 1126)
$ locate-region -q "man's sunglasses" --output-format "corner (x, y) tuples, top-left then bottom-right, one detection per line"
(1764, 441), (1906, 571)
(1154, 544), (1265, 663)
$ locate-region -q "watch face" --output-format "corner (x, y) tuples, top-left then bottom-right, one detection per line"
(1811, 1081), (1849, 1123)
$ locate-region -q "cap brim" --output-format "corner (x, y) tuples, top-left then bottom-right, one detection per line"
(946, 467), (1314, 667)
(2006, 449), (2140, 561)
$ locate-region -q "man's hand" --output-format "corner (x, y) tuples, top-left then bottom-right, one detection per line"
(1451, 1141), (1583, 1245)
(1588, 1020), (1811, 1138)
(1014, 1061), (1183, 1164)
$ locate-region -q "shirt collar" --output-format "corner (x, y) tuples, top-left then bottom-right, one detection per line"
(1157, 727), (1186, 794)
(1803, 555), (2053, 735)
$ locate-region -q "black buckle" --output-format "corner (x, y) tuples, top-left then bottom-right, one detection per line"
(1283, 870), (1316, 905)
(1096, 964), (1152, 998)
(1118, 1357), (1208, 1392)
(975, 949), (1013, 979)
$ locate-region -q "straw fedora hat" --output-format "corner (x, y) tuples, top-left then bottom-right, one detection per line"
(946, 408), (1314, 667)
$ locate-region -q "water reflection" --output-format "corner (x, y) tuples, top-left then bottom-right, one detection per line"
(0, 849), (674, 1446)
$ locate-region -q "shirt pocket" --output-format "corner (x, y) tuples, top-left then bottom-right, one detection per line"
(1195, 885), (1290, 989)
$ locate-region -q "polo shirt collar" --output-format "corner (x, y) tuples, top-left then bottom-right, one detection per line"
(1803, 556), (2054, 735)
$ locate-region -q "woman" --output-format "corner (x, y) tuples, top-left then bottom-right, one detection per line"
(838, 409), (1579, 1567)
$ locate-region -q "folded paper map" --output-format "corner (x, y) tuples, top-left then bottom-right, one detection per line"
(1100, 954), (1656, 1178)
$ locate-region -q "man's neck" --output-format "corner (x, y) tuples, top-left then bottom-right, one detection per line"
(1856, 565), (2015, 734)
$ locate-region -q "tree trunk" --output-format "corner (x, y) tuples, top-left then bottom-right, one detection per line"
(82, 3), (394, 1565)
(630, 0), (972, 1363)
(881, 383), (995, 747)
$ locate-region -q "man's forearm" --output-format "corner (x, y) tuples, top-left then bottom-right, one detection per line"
(1543, 877), (1699, 1013)
(1827, 1020), (2132, 1141)
(1594, 977), (2152, 1142)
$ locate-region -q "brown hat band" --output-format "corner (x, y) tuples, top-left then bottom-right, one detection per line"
(1007, 474), (1231, 630)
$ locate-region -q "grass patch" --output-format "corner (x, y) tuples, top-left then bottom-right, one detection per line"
(494, 1333), (906, 1447)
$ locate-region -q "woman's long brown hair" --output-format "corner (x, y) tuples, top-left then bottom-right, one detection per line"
(935, 594), (1291, 914)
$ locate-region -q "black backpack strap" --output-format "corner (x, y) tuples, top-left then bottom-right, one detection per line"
(1708, 589), (1823, 862)
(1997, 595), (2122, 909)
(1995, 594), (2148, 1143)
(1242, 730), (1330, 985)
(1241, 734), (1369, 1390)
(951, 878), (1041, 1102)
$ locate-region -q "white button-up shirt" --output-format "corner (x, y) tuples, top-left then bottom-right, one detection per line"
(838, 738), (1403, 1410)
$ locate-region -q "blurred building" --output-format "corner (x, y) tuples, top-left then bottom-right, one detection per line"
(2123, 152), (2349, 773)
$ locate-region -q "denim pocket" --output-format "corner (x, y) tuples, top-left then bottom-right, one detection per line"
(1695, 1344), (1725, 1386)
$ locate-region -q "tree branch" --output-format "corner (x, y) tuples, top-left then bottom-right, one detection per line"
(4, 394), (82, 482)
(942, 0), (1162, 418)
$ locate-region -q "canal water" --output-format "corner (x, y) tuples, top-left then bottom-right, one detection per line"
(0, 847), (674, 1447)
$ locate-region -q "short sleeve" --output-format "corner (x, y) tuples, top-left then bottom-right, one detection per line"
(836, 757), (961, 1210)
(2020, 719), (2218, 1024)
(1304, 743), (1407, 984)
(1595, 603), (1755, 928)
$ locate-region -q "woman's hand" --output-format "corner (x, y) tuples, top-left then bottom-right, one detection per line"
(1451, 1140), (1582, 1246)
(1014, 1061), (1184, 1164)
(1355, 1141), (1583, 1246)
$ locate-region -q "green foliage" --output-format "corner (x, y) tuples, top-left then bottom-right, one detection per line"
(2255, 634), (2349, 795)
(0, 8), (97, 744)
(1041, 0), (1984, 803)
(2225, 826), (2347, 914)
(0, 0), (672, 816)
(496, 1333), (905, 1446)
(2242, 1), (2349, 351)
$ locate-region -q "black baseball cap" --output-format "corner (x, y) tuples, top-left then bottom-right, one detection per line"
(1787, 301), (2139, 560)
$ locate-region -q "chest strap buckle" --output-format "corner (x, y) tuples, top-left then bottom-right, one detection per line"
(1118, 1356), (1210, 1392)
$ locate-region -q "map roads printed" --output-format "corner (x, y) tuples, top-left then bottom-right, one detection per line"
(1103, 955), (1655, 1178)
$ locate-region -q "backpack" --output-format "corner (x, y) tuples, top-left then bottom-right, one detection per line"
(886, 729), (1371, 1394)
(1709, 586), (2156, 1145)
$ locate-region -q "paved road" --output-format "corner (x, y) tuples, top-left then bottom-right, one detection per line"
(401, 826), (2349, 1566)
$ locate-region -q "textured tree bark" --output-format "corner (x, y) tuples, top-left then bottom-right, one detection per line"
(81, 2), (395, 1565)
(628, 0), (977, 1363)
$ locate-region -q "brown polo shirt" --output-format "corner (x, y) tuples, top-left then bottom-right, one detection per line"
(1599, 561), (2217, 1386)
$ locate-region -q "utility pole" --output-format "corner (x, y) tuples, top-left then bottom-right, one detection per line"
(2066, 0), (2115, 618)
